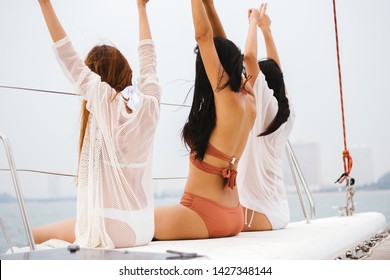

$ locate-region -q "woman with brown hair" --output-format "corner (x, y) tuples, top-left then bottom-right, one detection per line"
(33, 0), (161, 248)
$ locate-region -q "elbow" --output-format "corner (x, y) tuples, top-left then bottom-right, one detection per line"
(194, 28), (213, 44)
(244, 52), (257, 64)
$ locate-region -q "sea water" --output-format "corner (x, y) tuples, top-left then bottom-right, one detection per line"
(1, 190), (389, 254)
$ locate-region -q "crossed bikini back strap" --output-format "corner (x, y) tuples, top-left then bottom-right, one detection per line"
(190, 143), (239, 189)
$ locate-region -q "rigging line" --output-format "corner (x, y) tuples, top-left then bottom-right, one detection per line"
(0, 168), (75, 177)
(0, 85), (190, 108)
(163, 79), (194, 86)
(162, 102), (190, 108)
(0, 85), (75, 96)
(0, 168), (187, 181)
(332, 0), (353, 179)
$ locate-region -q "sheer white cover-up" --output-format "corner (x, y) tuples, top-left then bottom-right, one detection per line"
(237, 72), (294, 230)
(53, 37), (160, 248)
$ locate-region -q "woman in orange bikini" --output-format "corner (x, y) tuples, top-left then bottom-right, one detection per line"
(154, 0), (256, 240)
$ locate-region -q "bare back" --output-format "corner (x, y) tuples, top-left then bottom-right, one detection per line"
(185, 84), (256, 207)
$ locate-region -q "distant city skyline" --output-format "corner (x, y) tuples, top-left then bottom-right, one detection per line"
(283, 141), (379, 193)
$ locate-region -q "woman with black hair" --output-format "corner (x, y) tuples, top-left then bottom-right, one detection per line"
(238, 3), (295, 231)
(154, 0), (256, 240)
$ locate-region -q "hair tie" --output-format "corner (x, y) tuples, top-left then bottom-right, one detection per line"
(121, 85), (140, 111)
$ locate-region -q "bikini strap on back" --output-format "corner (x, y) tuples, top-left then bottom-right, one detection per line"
(191, 144), (239, 189)
(206, 144), (239, 165)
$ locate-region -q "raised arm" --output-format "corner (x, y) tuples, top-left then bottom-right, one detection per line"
(202, 0), (227, 39)
(38, 0), (90, 91)
(191, 0), (226, 92)
(137, 0), (160, 101)
(137, 0), (152, 41)
(243, 8), (261, 87)
(38, 0), (66, 43)
(258, 3), (282, 69)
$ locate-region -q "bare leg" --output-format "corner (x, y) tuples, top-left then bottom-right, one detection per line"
(154, 205), (209, 240)
(241, 207), (272, 231)
(32, 218), (76, 244)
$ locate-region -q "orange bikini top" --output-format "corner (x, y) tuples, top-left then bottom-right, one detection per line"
(190, 144), (239, 190)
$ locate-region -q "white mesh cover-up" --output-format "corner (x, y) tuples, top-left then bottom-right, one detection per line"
(53, 37), (161, 248)
(237, 72), (294, 230)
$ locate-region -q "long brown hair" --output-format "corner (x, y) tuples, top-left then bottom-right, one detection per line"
(78, 45), (132, 173)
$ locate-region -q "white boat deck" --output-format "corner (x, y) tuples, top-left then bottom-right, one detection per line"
(123, 212), (387, 260)
(2, 212), (387, 260)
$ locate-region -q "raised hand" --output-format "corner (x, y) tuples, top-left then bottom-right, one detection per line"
(257, 3), (282, 71)
(248, 7), (260, 23)
(38, 0), (66, 43)
(258, 3), (271, 32)
(137, 0), (152, 40)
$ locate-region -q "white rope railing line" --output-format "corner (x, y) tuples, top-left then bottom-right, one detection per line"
(0, 168), (187, 180)
(0, 85), (191, 108)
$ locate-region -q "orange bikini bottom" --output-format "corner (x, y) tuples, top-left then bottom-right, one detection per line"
(180, 192), (244, 238)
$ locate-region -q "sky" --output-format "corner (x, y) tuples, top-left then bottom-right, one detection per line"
(0, 0), (390, 199)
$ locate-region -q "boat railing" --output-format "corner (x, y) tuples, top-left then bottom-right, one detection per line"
(1, 131), (314, 252)
(0, 133), (36, 251)
(285, 140), (316, 222)
(0, 218), (14, 253)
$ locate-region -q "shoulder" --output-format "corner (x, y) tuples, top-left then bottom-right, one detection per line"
(253, 71), (267, 89)
(253, 72), (276, 108)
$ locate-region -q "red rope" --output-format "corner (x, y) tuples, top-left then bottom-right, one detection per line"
(332, 0), (353, 183)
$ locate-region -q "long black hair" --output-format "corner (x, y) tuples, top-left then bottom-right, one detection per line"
(182, 37), (244, 160)
(258, 58), (290, 136)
